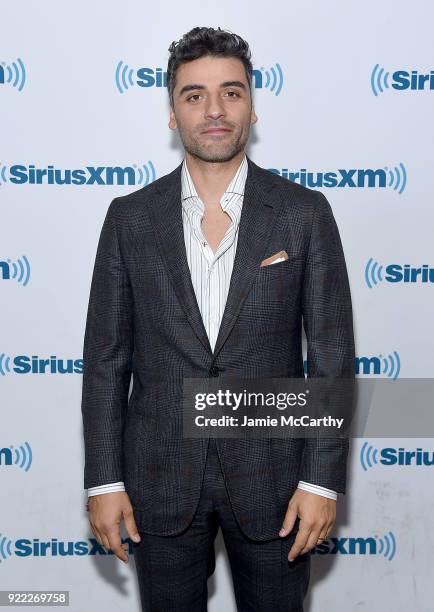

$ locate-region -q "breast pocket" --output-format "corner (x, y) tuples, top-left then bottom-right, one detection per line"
(234, 255), (301, 327)
(247, 254), (304, 323)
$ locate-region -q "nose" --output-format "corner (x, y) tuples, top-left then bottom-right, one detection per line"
(204, 93), (226, 120)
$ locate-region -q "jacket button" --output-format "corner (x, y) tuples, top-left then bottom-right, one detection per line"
(209, 365), (220, 377)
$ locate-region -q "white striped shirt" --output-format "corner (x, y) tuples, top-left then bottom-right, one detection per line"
(87, 154), (337, 501)
(181, 153), (247, 351)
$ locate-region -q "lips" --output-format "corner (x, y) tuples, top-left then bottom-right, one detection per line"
(203, 128), (231, 134)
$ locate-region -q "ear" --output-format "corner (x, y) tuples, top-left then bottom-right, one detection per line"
(250, 105), (258, 125)
(168, 107), (177, 131)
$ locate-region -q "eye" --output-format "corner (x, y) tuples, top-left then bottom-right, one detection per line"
(225, 91), (240, 98)
(187, 94), (202, 102)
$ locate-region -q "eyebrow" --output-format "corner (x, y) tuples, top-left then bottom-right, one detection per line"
(178, 80), (247, 98)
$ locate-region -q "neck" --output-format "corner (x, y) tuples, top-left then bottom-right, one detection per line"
(184, 150), (245, 205)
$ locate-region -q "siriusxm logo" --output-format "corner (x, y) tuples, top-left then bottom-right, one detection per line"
(0, 58), (26, 91)
(312, 531), (396, 560)
(371, 64), (434, 96)
(365, 258), (434, 288)
(0, 535), (136, 562)
(270, 163), (407, 194)
(0, 354), (83, 375)
(0, 442), (32, 471)
(360, 442), (434, 471)
(0, 255), (31, 286)
(0, 162), (156, 187)
(304, 351), (401, 378)
(115, 61), (284, 96)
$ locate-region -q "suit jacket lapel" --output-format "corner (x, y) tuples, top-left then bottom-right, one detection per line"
(147, 155), (284, 360)
(146, 159), (213, 355)
(212, 158), (283, 359)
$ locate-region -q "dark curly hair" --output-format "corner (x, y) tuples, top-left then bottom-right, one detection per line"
(167, 26), (253, 108)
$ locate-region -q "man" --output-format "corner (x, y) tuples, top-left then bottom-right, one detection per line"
(81, 26), (355, 611)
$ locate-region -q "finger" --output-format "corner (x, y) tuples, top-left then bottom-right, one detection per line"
(90, 523), (106, 549)
(288, 524), (311, 561)
(106, 528), (129, 563)
(317, 522), (330, 543)
(300, 526), (324, 555)
(91, 518), (113, 552)
(98, 528), (111, 552)
(123, 506), (141, 543)
(323, 522), (334, 540)
(279, 503), (298, 537)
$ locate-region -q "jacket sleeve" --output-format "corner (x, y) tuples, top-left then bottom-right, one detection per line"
(300, 190), (355, 494)
(81, 198), (134, 489)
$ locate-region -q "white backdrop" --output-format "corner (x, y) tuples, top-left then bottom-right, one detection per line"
(1, 1), (434, 610)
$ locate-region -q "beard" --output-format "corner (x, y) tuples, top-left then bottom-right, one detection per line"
(177, 121), (250, 163)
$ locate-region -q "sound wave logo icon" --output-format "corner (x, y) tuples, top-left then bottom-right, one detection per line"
(15, 441), (33, 471)
(0, 255), (31, 286)
(371, 64), (390, 96)
(0, 353), (12, 376)
(0, 534), (13, 563)
(376, 532), (397, 561)
(380, 351), (401, 379)
(256, 63), (284, 96)
(14, 442), (33, 472)
(384, 162), (407, 194)
(0, 163), (7, 185)
(365, 257), (383, 288)
(360, 442), (379, 471)
(0, 58), (26, 91)
(115, 61), (135, 94)
(133, 161), (156, 185)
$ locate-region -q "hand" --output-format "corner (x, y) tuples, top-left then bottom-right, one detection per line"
(279, 488), (336, 561)
(87, 492), (141, 563)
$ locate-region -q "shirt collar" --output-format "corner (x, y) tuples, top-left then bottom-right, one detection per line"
(181, 153), (248, 213)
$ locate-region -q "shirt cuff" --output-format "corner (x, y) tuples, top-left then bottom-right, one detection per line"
(297, 481), (338, 500)
(87, 481), (126, 497)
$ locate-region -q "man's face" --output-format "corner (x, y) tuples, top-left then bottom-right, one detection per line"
(168, 55), (258, 163)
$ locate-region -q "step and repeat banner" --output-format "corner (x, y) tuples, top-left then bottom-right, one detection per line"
(1, 1), (433, 610)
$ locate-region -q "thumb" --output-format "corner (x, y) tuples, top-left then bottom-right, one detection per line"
(123, 506), (141, 543)
(279, 502), (298, 537)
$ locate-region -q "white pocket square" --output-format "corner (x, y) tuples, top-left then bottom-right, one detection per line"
(268, 256), (286, 265)
(260, 250), (289, 267)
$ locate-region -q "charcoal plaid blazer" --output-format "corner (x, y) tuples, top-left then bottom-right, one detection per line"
(81, 154), (355, 541)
